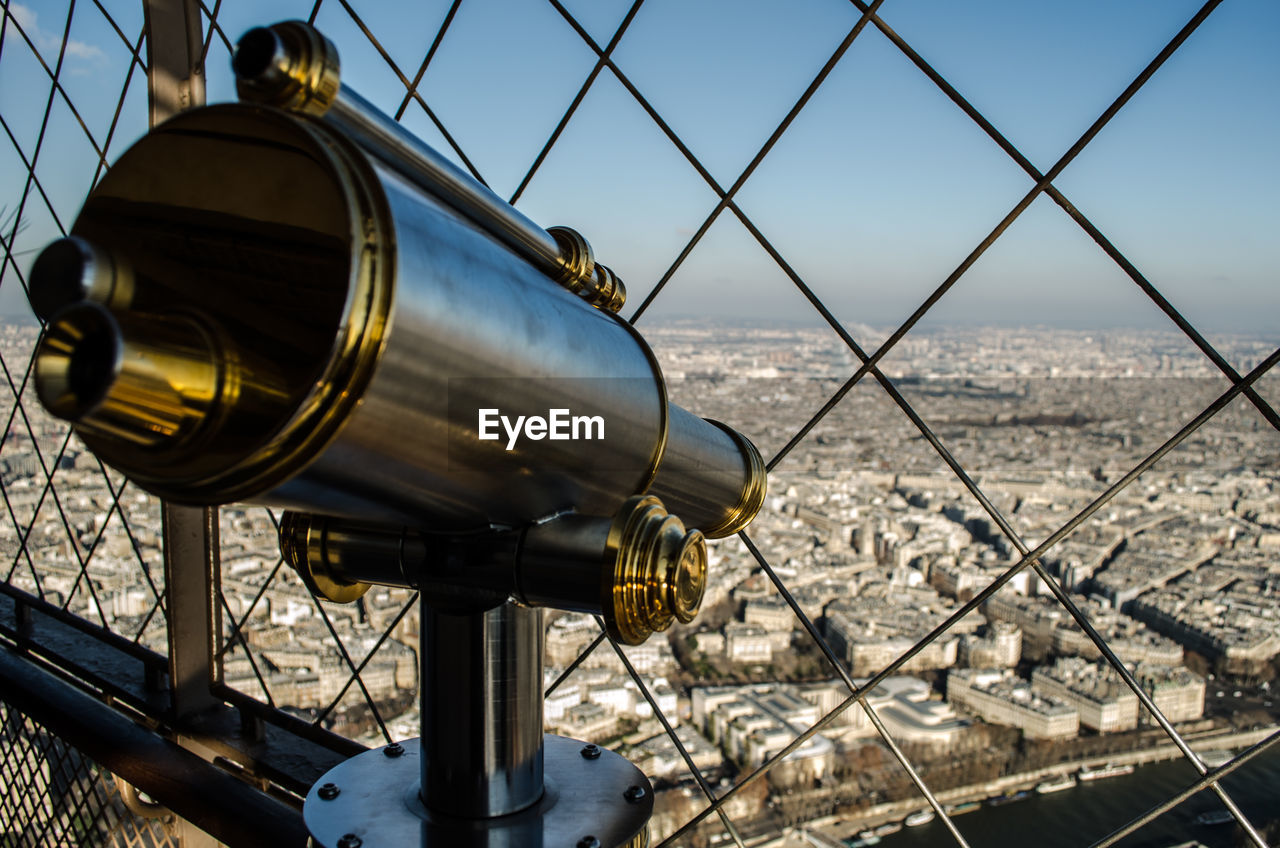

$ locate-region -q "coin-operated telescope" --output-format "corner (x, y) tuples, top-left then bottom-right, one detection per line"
(29, 20), (765, 848)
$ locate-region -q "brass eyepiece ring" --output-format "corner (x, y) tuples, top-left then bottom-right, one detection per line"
(603, 495), (707, 645)
(279, 511), (370, 604)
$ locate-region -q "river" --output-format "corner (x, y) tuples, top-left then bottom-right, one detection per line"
(872, 747), (1280, 847)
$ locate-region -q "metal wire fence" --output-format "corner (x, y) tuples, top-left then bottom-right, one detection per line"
(1, 0), (1277, 846)
(0, 0), (165, 652)
(0, 700), (179, 847)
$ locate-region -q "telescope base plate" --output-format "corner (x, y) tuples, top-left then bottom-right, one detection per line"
(303, 733), (652, 847)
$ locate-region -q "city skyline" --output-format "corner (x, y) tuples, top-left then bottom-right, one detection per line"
(2, 319), (1276, 842)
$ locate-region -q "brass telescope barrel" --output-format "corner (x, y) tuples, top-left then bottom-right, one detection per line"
(28, 21), (765, 541)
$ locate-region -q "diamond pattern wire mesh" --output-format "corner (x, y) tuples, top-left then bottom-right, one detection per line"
(214, 503), (421, 745)
(2, 0), (1279, 846)
(0, 700), (179, 848)
(0, 1), (167, 654)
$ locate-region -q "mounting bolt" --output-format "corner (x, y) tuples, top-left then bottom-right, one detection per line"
(577, 837), (601, 848)
(337, 834), (362, 848)
(317, 782), (340, 800)
(624, 784), (647, 803)
(384, 742), (405, 758)
(580, 743), (601, 760)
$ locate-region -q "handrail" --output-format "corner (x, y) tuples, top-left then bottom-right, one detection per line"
(0, 644), (310, 847)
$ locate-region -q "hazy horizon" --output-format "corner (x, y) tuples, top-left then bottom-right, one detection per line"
(3, 301), (1278, 343)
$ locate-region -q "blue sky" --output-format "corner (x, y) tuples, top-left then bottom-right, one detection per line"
(1, 0), (1277, 337)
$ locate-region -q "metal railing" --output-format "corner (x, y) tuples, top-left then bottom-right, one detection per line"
(0, 700), (179, 848)
(1, 1), (1276, 846)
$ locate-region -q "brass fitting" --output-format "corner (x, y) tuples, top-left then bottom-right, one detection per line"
(548, 226), (627, 313)
(279, 511), (372, 604)
(604, 495), (706, 645)
(233, 20), (340, 116)
(276, 495), (707, 645)
(37, 304), (222, 450)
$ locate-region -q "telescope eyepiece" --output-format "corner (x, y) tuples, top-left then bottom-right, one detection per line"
(231, 27), (284, 82)
(35, 302), (121, 421)
(36, 301), (293, 463)
(36, 304), (226, 450)
(28, 236), (133, 322)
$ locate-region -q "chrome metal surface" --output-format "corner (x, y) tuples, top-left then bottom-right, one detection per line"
(304, 734), (651, 848)
(278, 155), (664, 528)
(35, 103), (390, 503)
(325, 83), (564, 283)
(280, 511), (507, 609)
(278, 512), (407, 604)
(33, 101), (764, 538)
(420, 602), (543, 818)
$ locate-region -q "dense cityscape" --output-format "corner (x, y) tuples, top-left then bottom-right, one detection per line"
(1, 319), (1277, 846)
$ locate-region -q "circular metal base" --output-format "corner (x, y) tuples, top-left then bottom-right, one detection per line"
(304, 734), (652, 848)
